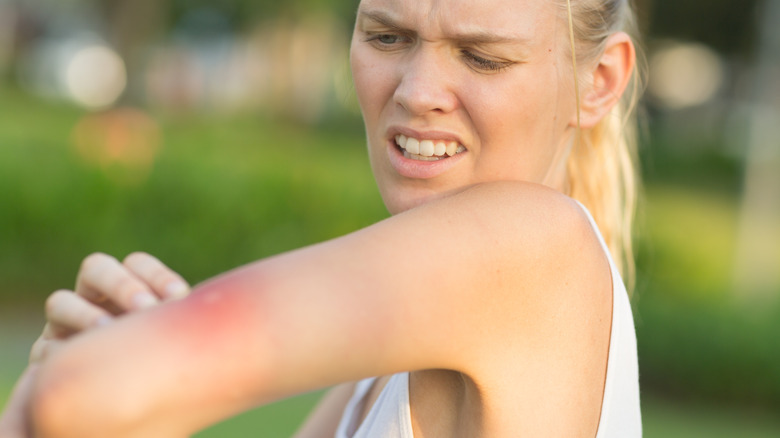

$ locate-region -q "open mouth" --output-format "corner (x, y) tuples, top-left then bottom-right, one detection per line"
(395, 135), (466, 162)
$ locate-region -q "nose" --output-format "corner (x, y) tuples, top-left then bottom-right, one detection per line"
(393, 46), (459, 116)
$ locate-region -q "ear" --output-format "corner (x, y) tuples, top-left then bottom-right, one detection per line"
(576, 32), (636, 129)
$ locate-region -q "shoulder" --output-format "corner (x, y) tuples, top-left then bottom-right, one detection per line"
(446, 182), (613, 363)
(458, 181), (613, 323)
(385, 180), (611, 308)
(424, 181), (603, 265)
(443, 183), (614, 434)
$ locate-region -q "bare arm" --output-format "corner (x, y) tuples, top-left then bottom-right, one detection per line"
(28, 182), (609, 437)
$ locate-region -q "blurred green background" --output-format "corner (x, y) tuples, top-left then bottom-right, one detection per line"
(1, 0), (779, 436)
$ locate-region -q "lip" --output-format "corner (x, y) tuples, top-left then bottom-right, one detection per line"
(386, 126), (467, 179)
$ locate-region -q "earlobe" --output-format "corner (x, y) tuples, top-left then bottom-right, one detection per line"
(577, 32), (636, 129)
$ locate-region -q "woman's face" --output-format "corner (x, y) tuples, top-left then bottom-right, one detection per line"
(351, 0), (580, 214)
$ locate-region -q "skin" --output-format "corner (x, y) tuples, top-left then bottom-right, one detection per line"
(0, 0), (636, 436)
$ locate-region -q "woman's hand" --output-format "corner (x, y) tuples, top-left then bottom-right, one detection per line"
(29, 252), (190, 363)
(0, 252), (189, 437)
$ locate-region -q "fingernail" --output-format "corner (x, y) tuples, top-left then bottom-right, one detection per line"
(133, 292), (159, 309)
(96, 316), (113, 327)
(164, 281), (190, 300)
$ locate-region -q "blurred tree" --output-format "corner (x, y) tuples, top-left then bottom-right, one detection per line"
(734, 0), (780, 299)
(647, 0), (760, 56)
(168, 0), (358, 32)
(98, 0), (170, 104)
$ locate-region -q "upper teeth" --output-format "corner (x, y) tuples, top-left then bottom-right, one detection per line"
(395, 135), (466, 159)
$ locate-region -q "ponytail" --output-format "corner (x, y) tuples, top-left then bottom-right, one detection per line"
(563, 0), (644, 290)
(567, 98), (640, 289)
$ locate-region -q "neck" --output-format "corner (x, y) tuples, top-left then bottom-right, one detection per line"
(541, 132), (576, 194)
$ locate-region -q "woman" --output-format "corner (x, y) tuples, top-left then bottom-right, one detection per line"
(0, 0), (643, 436)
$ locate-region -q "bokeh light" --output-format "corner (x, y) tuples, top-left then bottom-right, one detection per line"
(648, 41), (725, 109)
(65, 45), (127, 110)
(71, 107), (160, 185)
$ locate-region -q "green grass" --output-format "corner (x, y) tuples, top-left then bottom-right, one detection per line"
(642, 395), (780, 438)
(194, 392), (322, 438)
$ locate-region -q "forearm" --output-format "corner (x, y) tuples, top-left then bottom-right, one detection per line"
(28, 277), (277, 438)
(27, 251), (372, 437)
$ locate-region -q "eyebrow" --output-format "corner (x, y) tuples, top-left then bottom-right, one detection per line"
(357, 9), (529, 46)
(358, 10), (405, 32)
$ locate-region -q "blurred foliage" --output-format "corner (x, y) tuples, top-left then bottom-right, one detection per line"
(117, 0), (360, 33)
(645, 0), (760, 56)
(636, 185), (780, 407)
(0, 84), (385, 302)
(103, 0), (765, 55)
(632, 122), (780, 408)
(641, 393), (780, 438)
(639, 291), (780, 407)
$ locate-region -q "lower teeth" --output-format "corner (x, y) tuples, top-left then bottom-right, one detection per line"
(403, 151), (441, 161)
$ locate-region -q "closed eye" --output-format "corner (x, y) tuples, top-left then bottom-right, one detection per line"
(461, 50), (514, 73)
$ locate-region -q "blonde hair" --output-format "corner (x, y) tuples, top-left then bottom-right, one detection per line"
(563, 0), (644, 290)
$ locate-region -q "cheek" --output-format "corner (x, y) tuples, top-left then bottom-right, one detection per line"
(350, 46), (398, 188)
(470, 81), (553, 149)
(468, 67), (569, 176)
(351, 47), (396, 128)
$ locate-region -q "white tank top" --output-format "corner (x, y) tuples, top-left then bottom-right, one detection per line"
(335, 203), (642, 437)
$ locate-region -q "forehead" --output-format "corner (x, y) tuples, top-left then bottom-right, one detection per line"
(357, 0), (560, 42)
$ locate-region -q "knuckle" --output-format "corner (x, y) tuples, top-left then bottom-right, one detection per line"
(151, 269), (176, 287)
(115, 277), (144, 299)
(77, 307), (98, 325)
(45, 290), (72, 314)
(81, 252), (113, 273)
(123, 251), (150, 267)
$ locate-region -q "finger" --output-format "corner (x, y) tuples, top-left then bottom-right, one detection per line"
(30, 334), (50, 363)
(76, 252), (159, 310)
(123, 252), (190, 300)
(45, 290), (113, 337)
(29, 332), (64, 364)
